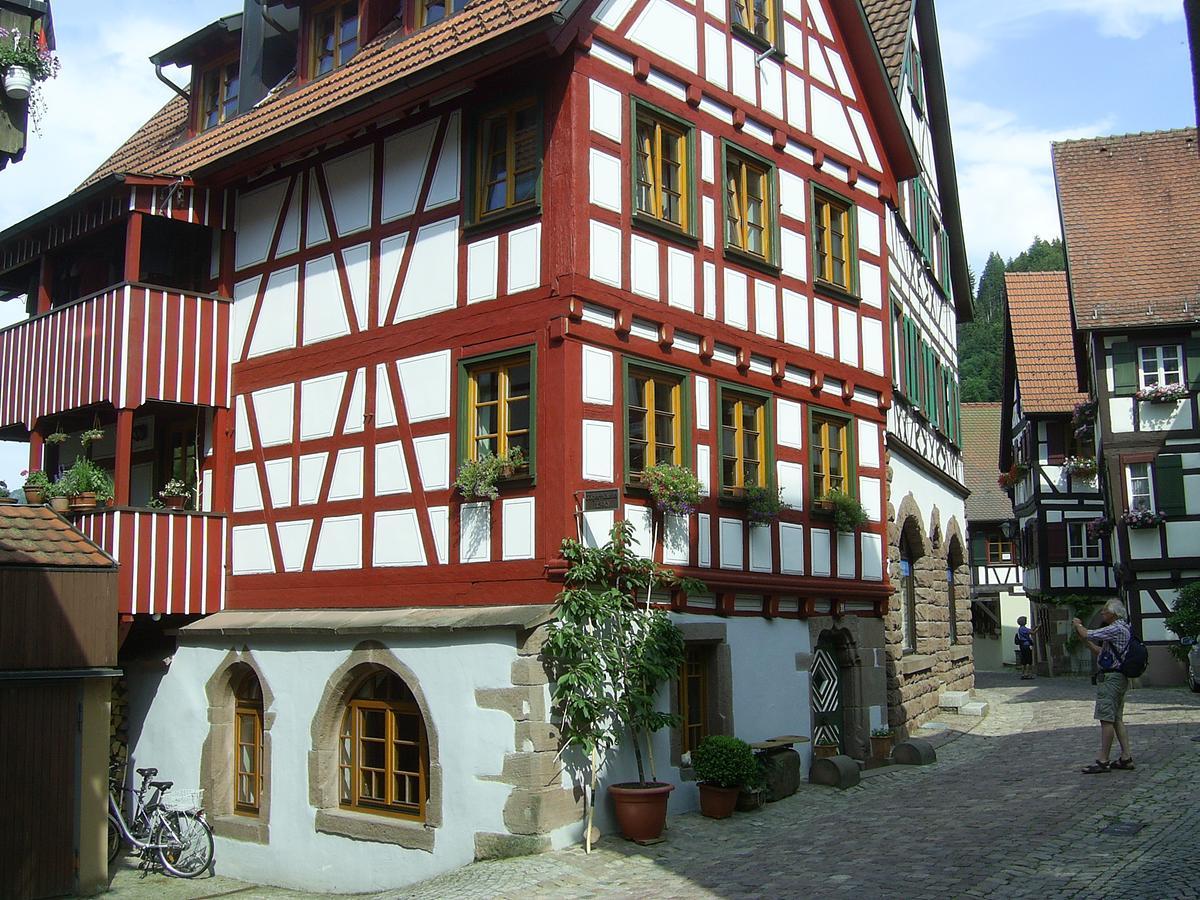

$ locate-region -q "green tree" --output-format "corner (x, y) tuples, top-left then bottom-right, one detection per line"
(1007, 236), (1065, 273)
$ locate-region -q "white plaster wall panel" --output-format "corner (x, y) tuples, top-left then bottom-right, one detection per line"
(248, 267), (298, 358)
(826, 47), (856, 99)
(302, 254), (350, 345)
(777, 399), (804, 449)
(1186, 473), (1200, 514)
(381, 120), (437, 221)
(749, 525), (773, 573)
(328, 447), (364, 501)
(719, 517), (744, 570)
(859, 260), (882, 308)
(1127, 529), (1159, 560)
(862, 317), (884, 376)
(663, 513), (689, 566)
(1167, 521), (1200, 557)
(701, 196), (716, 250)
(1138, 400), (1192, 431)
(324, 146), (374, 236)
(396, 350), (451, 422)
(836, 531), (856, 579)
(807, 38), (835, 89)
(631, 235), (660, 300)
(276, 189), (301, 257)
(373, 509), (426, 567)
(590, 39), (634, 74)
(305, 173), (330, 248)
(698, 513), (712, 567)
(589, 149), (623, 212)
(813, 298), (835, 357)
(595, 0), (637, 29)
(847, 108), (882, 172)
(412, 434), (450, 490)
(703, 262), (717, 319)
(754, 280), (778, 339)
(460, 502), (491, 563)
(582, 420), (615, 482)
(809, 0), (834, 38)
(588, 79), (623, 141)
(507, 223), (542, 294)
(424, 110), (461, 210)
(582, 346), (614, 405)
(783, 20), (803, 55)
(583, 508), (615, 548)
(857, 207), (881, 256)
(701, 132), (715, 183)
(300, 372), (347, 441)
(374, 440), (412, 495)
(696, 444), (712, 496)
(779, 170), (806, 222)
(231, 524), (274, 575)
(312, 515), (362, 570)
(703, 0), (724, 22)
(297, 453), (328, 505)
(233, 464), (264, 513)
(782, 289), (809, 349)
(627, 504), (654, 560)
(743, 118), (773, 148)
(759, 57), (784, 119)
(730, 39), (757, 103)
(345, 368), (366, 434)
(779, 228), (807, 281)
(777, 460), (805, 509)
(343, 242), (371, 331)
(502, 497), (536, 560)
(646, 69), (686, 101)
(231, 276), (259, 361)
(811, 528), (831, 577)
(695, 376), (711, 430)
(276, 520), (312, 572)
(703, 25), (728, 91)
(810, 88), (861, 161)
(428, 506), (448, 564)
(838, 307), (859, 368)
(394, 218), (459, 323)
(1107, 398), (1134, 434)
(264, 458), (292, 508)
(627, 0), (697, 72)
(235, 180), (289, 270)
(857, 419), (880, 468)
(861, 532), (883, 581)
(466, 236), (499, 304)
(667, 248), (695, 311)
(724, 269), (749, 330)
(589, 220), (623, 287)
(377, 233), (408, 326)
(859, 475), (882, 522)
(251, 384), (295, 447)
(375, 363), (397, 427)
(780, 522), (805, 574)
(234, 395), (251, 452)
(784, 71), (807, 132)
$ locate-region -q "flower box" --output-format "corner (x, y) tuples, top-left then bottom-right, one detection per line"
(1121, 509), (1164, 529)
(1134, 384), (1189, 404)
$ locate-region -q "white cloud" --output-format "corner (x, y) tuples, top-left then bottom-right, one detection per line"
(1009, 0), (1182, 40)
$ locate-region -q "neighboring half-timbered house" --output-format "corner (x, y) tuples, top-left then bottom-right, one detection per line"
(0, 0), (968, 889)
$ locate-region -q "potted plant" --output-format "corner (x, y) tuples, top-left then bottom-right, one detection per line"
(45, 427), (68, 445)
(639, 463), (702, 517)
(691, 735), (758, 819)
(1120, 508), (1164, 529)
(63, 458), (112, 510)
(870, 727), (895, 761)
(159, 478), (189, 509)
(745, 485), (787, 527)
(0, 25), (59, 130)
(1134, 383), (1189, 404)
(997, 463), (1028, 489)
(1062, 455), (1098, 482)
(80, 425), (106, 447)
(735, 755), (768, 812)
(22, 469), (51, 505)
(542, 521), (704, 848)
(1070, 398), (1097, 427)
(0, 480), (12, 505)
(1086, 516), (1112, 540)
(825, 489), (868, 533)
(453, 447), (525, 501)
(47, 478), (71, 513)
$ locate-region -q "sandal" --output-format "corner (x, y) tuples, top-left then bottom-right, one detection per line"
(1081, 760), (1111, 774)
(1110, 757), (1135, 770)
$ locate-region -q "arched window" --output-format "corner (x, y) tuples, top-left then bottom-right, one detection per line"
(339, 669), (428, 820)
(947, 565), (958, 645)
(900, 538), (918, 653)
(235, 671), (264, 816)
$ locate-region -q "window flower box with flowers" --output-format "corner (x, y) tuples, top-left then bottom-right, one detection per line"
(1134, 383), (1189, 404)
(1062, 455), (1098, 482)
(1121, 509), (1164, 529)
(1086, 516), (1112, 540)
(639, 463), (703, 518)
(1071, 398), (1097, 426)
(745, 485), (789, 527)
(0, 26), (60, 127)
(997, 463), (1028, 490)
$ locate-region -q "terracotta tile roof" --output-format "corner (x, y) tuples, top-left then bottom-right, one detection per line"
(1052, 128), (1200, 330)
(861, 0), (912, 90)
(961, 403), (1010, 522)
(1004, 271), (1088, 414)
(82, 0), (567, 188)
(0, 505), (115, 568)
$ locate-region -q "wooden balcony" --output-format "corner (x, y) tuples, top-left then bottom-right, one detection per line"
(74, 508), (226, 617)
(0, 282), (230, 431)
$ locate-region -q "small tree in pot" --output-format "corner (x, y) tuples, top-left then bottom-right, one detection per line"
(691, 735), (758, 819)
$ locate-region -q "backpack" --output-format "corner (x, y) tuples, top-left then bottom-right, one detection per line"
(1118, 636), (1149, 678)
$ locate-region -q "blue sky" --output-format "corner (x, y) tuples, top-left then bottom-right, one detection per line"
(0, 0), (1195, 486)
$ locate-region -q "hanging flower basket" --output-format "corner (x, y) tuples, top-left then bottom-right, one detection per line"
(997, 463), (1028, 489)
(1120, 508), (1164, 529)
(639, 463), (702, 518)
(0, 26), (60, 126)
(1134, 383), (1189, 404)
(3, 65), (31, 100)
(745, 485), (789, 527)
(1071, 398), (1097, 427)
(1062, 456), (1098, 481)
(1086, 517), (1112, 539)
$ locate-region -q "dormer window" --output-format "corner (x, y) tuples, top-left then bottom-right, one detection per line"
(422, 0), (468, 26)
(312, 1), (359, 77)
(198, 61), (240, 131)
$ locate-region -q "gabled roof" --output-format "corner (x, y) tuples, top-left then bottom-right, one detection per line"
(0, 505), (115, 569)
(961, 403), (1010, 522)
(1004, 271), (1086, 414)
(150, 13), (243, 68)
(1053, 128), (1200, 330)
(861, 0), (912, 90)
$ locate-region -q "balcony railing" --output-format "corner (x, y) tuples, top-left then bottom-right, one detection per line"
(74, 508), (226, 616)
(0, 282), (230, 431)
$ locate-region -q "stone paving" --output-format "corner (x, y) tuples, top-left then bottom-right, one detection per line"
(99, 672), (1200, 899)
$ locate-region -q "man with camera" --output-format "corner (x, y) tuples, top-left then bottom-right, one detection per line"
(1072, 599), (1135, 774)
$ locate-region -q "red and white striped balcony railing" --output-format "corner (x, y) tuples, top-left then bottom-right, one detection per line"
(0, 282), (230, 431)
(74, 508), (226, 617)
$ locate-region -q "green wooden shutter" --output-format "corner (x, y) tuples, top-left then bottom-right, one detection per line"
(1112, 343), (1138, 395)
(970, 533), (987, 565)
(1187, 337), (1200, 391)
(940, 230), (952, 295)
(1156, 454), (1186, 517)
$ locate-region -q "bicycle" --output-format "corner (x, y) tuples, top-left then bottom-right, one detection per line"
(108, 759), (214, 878)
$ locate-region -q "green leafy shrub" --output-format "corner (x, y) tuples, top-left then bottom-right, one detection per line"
(61, 457), (113, 501)
(691, 735), (758, 789)
(827, 489), (868, 533)
(1166, 581), (1200, 650)
(745, 485), (787, 527)
(453, 446), (525, 501)
(22, 469), (51, 493)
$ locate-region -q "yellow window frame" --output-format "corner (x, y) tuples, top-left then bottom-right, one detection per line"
(635, 111), (689, 230)
(720, 393), (766, 492)
(731, 0), (776, 45)
(338, 697), (427, 821)
(678, 647), (709, 756)
(814, 192), (852, 289)
(466, 356), (532, 462)
(310, 0), (358, 77)
(627, 368), (684, 474)
(725, 153), (770, 259)
(234, 702), (262, 815)
(475, 100), (539, 220)
(810, 415), (847, 499)
(198, 61), (239, 131)
(986, 537), (1013, 564)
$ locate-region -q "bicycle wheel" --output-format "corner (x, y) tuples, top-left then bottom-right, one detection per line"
(153, 810), (214, 878)
(107, 813), (122, 865)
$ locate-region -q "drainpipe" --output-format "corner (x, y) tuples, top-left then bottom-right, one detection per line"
(155, 63), (190, 102)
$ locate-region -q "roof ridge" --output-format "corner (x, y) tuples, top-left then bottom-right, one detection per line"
(1053, 127), (1198, 148)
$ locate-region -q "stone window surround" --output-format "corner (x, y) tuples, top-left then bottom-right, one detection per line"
(308, 643), (443, 852)
(668, 622), (734, 779)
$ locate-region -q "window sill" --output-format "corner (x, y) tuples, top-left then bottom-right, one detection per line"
(723, 246), (781, 278)
(632, 214), (699, 249)
(898, 653), (936, 676)
(211, 814), (269, 845)
(730, 23), (782, 59)
(314, 808), (435, 852)
(813, 280), (862, 307)
(462, 204), (541, 237)
(949, 645), (972, 662)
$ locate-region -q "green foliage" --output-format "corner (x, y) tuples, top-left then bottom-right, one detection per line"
(159, 478), (188, 499)
(542, 521), (704, 786)
(1053, 594), (1103, 653)
(640, 463), (703, 517)
(44, 430), (67, 445)
(453, 446), (525, 501)
(1165, 582), (1200, 643)
(826, 489), (867, 533)
(60, 457), (114, 501)
(0, 27), (59, 81)
(1006, 237), (1065, 274)
(80, 427), (106, 446)
(22, 469), (51, 493)
(691, 735), (758, 788)
(870, 727), (894, 738)
(745, 485), (788, 527)
(0, 480), (9, 499)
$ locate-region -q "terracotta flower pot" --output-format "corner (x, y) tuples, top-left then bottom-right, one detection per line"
(0, 496), (15, 505)
(697, 783), (740, 819)
(870, 735), (894, 760)
(70, 492), (97, 510)
(608, 782), (674, 842)
(163, 495), (185, 510)
(24, 489), (45, 505)
(50, 496), (71, 513)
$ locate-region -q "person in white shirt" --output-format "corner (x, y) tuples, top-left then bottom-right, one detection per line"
(1072, 598), (1134, 774)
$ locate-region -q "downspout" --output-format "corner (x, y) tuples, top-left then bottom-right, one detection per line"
(155, 63), (190, 103)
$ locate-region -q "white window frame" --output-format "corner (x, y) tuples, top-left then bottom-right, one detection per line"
(1066, 521), (1102, 562)
(1138, 344), (1183, 389)
(1126, 462), (1155, 513)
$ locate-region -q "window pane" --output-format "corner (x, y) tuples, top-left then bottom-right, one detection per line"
(424, 0), (446, 24)
(475, 370), (498, 403)
(474, 404), (497, 438)
(395, 714), (419, 743)
(507, 365), (531, 397)
(508, 399), (530, 433)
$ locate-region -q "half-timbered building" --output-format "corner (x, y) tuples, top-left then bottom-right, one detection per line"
(0, 0), (967, 888)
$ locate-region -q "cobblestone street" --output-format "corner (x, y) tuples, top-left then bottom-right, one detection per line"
(103, 672), (1200, 899)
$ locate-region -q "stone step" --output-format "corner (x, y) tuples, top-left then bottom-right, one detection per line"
(959, 701), (989, 717)
(939, 690), (972, 710)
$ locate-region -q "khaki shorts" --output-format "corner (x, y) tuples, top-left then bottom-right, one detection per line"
(1094, 672), (1129, 722)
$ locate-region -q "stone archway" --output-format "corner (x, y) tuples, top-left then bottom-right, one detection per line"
(945, 523), (967, 646)
(811, 626), (870, 760)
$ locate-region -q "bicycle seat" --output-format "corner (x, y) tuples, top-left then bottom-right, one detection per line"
(136, 767), (158, 778)
(149, 780), (174, 791)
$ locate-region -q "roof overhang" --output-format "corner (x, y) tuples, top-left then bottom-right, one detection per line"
(150, 14), (244, 68)
(180, 605), (556, 638)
